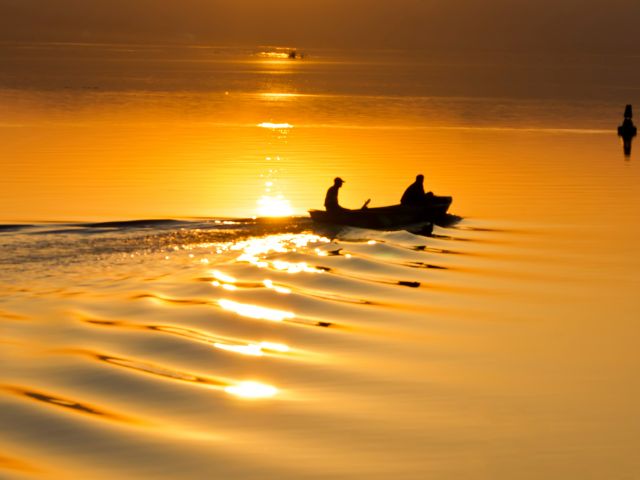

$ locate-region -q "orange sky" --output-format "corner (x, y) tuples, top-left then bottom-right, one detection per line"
(1, 0), (639, 53)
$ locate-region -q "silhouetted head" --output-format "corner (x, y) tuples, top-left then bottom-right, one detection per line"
(334, 177), (345, 186)
(416, 174), (424, 183)
(624, 104), (633, 119)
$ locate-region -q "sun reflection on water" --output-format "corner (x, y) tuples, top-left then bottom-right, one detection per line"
(218, 299), (295, 322)
(213, 282), (237, 291)
(257, 194), (293, 217)
(270, 260), (325, 274)
(232, 233), (331, 271)
(211, 270), (237, 284)
(263, 279), (292, 294)
(259, 342), (290, 353)
(224, 381), (278, 399)
(214, 343), (264, 356)
(258, 122), (293, 129)
(255, 117), (295, 216)
(214, 341), (290, 357)
(259, 53), (289, 59)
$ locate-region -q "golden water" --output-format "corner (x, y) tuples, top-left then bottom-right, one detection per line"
(1, 44), (639, 479)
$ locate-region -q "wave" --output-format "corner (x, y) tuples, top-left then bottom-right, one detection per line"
(0, 224), (33, 232)
(1, 212), (572, 480)
(0, 217), (318, 269)
(0, 215), (461, 272)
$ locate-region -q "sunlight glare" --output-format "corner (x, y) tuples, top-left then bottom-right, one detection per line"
(214, 341), (290, 357)
(214, 343), (264, 356)
(259, 342), (290, 353)
(212, 270), (237, 283)
(257, 195), (293, 217)
(218, 299), (295, 322)
(233, 234), (331, 270)
(258, 122), (293, 129)
(263, 279), (292, 294)
(272, 260), (325, 274)
(224, 381), (278, 399)
(257, 51), (290, 59)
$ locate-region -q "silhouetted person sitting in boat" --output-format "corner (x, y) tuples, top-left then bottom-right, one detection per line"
(324, 177), (346, 212)
(324, 177), (370, 212)
(401, 174), (433, 206)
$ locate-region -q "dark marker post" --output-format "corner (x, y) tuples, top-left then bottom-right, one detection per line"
(618, 104), (637, 157)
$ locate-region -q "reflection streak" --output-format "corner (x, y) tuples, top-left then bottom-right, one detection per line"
(82, 317), (292, 358)
(224, 381), (278, 399)
(59, 349), (280, 401)
(257, 122), (293, 129)
(218, 299), (295, 322)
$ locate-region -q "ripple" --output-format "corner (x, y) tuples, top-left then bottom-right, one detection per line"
(92, 352), (227, 388)
(0, 217), (543, 478)
(0, 224), (34, 233)
(0, 452), (41, 475)
(131, 293), (210, 306)
(218, 298), (295, 322)
(202, 271), (378, 306)
(71, 350), (282, 401)
(56, 347), (283, 399)
(0, 309), (29, 321)
(0, 384), (143, 425)
(81, 317), (296, 359)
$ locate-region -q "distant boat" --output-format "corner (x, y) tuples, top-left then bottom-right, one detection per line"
(309, 196), (452, 232)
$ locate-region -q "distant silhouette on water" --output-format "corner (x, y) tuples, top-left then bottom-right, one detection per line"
(618, 104), (637, 157)
(400, 174), (434, 206)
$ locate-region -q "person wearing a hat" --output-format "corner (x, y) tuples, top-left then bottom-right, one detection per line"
(324, 177), (346, 212)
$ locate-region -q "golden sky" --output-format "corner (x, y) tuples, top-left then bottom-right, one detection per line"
(1, 0), (638, 52)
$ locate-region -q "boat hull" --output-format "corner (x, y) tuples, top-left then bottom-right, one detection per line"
(309, 196), (452, 230)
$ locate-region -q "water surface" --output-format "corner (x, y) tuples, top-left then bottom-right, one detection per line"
(1, 43), (639, 479)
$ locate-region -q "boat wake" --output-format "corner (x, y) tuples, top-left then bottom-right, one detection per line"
(0, 212), (583, 480)
(0, 214), (463, 271)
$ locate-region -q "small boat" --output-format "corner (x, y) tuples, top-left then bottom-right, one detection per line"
(309, 196), (452, 231)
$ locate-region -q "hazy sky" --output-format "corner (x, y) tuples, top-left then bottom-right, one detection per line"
(1, 0), (639, 52)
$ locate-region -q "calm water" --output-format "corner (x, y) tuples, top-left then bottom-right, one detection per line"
(1, 44), (639, 479)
